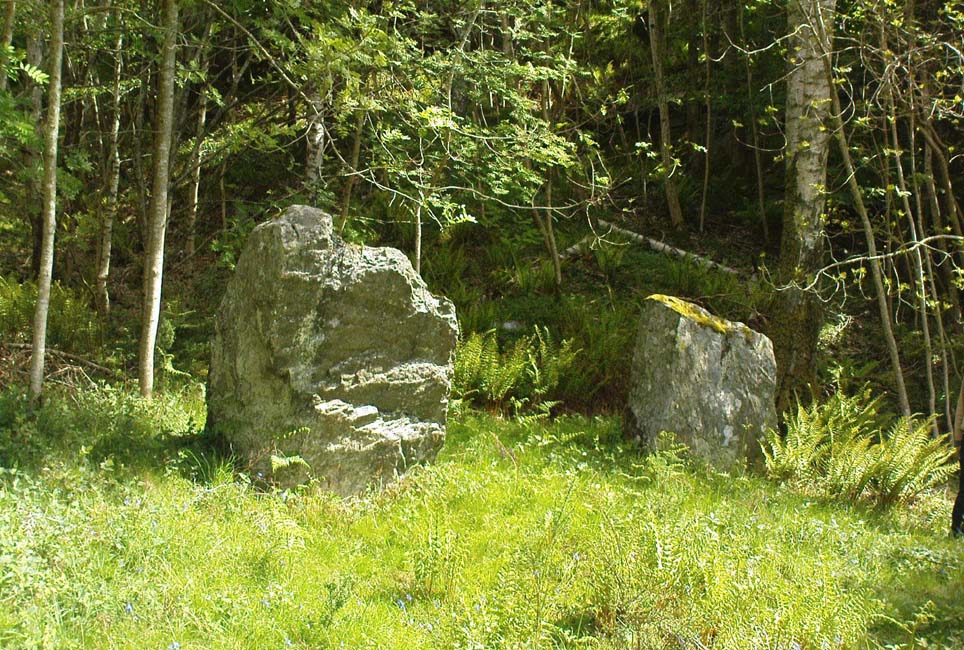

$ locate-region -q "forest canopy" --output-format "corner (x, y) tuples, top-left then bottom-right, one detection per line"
(2, 0), (963, 423)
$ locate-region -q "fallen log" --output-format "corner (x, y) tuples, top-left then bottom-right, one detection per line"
(568, 220), (742, 276)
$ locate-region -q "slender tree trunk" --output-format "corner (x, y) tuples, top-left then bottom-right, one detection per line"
(884, 86), (937, 430)
(685, 0), (701, 141)
(648, 0), (684, 228)
(338, 108), (365, 233)
(905, 81), (953, 429)
(543, 176), (562, 289)
(920, 124), (964, 238)
(28, 0), (64, 401)
(219, 159), (228, 231)
(738, 3), (769, 243)
(826, 72), (912, 418)
(953, 373), (964, 535)
(95, 29), (123, 317)
(923, 140), (961, 327)
(305, 87), (327, 189)
(186, 87), (207, 260)
(0, 0), (15, 93)
(541, 77), (562, 289)
(138, 0), (178, 398)
(769, 0), (836, 414)
(698, 0), (712, 233)
(132, 74), (150, 241)
(413, 204), (422, 275)
(26, 34), (43, 278)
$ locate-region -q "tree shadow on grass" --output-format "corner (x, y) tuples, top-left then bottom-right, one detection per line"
(0, 384), (237, 486)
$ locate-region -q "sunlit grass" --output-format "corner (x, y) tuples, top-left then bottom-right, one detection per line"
(0, 385), (961, 648)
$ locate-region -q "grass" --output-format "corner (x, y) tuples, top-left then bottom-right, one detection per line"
(0, 384), (962, 649)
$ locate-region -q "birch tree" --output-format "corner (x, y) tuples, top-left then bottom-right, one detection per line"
(138, 0), (177, 398)
(94, 18), (123, 316)
(28, 0), (64, 400)
(768, 0), (836, 413)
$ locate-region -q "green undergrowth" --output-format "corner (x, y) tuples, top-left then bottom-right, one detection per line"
(0, 275), (103, 354)
(764, 388), (957, 506)
(421, 227), (763, 412)
(0, 384), (962, 649)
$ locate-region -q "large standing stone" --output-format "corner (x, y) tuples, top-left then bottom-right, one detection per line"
(207, 205), (458, 495)
(627, 294), (777, 467)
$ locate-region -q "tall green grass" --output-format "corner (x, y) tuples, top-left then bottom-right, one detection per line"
(0, 384), (962, 648)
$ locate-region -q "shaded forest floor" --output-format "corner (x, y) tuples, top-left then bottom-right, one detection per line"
(0, 384), (961, 649)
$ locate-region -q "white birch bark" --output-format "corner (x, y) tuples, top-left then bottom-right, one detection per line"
(28, 0), (65, 400)
(138, 0), (178, 398)
(95, 28), (123, 317)
(769, 0), (836, 412)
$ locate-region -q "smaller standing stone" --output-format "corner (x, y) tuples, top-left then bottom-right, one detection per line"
(627, 294), (777, 467)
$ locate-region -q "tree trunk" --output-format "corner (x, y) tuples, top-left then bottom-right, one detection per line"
(923, 140), (961, 327)
(769, 0), (836, 414)
(305, 87), (327, 189)
(543, 176), (562, 289)
(0, 0), (14, 93)
(26, 34), (43, 279)
(95, 29), (123, 317)
(920, 124), (964, 242)
(413, 204), (422, 275)
(541, 77), (562, 289)
(218, 159), (228, 231)
(826, 69), (912, 419)
(338, 108), (365, 233)
(28, 0), (64, 401)
(186, 86), (207, 260)
(648, 0), (684, 229)
(698, 0), (712, 233)
(951, 379), (963, 536)
(131, 70), (150, 243)
(738, 4), (769, 243)
(885, 88), (937, 430)
(138, 0), (178, 399)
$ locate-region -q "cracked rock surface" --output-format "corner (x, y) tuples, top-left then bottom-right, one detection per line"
(627, 295), (777, 468)
(207, 205), (458, 494)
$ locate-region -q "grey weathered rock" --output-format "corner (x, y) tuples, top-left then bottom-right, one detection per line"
(627, 294), (777, 467)
(207, 205), (458, 495)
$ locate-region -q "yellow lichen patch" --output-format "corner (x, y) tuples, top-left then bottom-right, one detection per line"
(647, 294), (743, 336)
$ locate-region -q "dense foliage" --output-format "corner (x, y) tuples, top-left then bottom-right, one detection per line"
(0, 0), (962, 415)
(764, 388), (957, 505)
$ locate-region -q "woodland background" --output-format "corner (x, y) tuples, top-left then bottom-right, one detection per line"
(2, 1), (964, 647)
